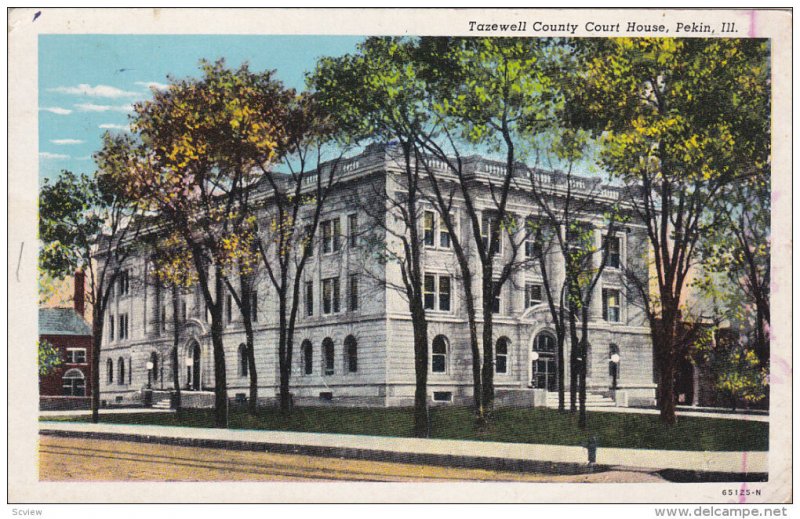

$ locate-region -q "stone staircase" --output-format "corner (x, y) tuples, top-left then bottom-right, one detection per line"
(152, 398), (172, 410)
(545, 391), (616, 409)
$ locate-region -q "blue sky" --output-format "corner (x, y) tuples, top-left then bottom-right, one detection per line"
(38, 35), (364, 181)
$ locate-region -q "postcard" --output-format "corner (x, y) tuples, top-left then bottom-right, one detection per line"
(8, 7), (792, 508)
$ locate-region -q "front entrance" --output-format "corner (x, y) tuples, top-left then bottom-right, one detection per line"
(532, 332), (557, 391)
(187, 341), (201, 391)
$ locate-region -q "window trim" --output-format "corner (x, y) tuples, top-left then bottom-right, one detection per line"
(322, 277), (341, 315)
(305, 281), (314, 317)
(602, 287), (622, 323)
(348, 213), (359, 248)
(431, 335), (449, 374)
(322, 338), (335, 376)
(62, 368), (86, 397)
(524, 282), (543, 309)
(604, 235), (622, 269)
(66, 347), (87, 365)
(423, 272), (452, 313)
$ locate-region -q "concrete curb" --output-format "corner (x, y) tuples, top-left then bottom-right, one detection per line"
(40, 428), (606, 476)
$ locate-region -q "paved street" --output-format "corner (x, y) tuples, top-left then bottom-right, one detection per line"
(39, 436), (664, 483)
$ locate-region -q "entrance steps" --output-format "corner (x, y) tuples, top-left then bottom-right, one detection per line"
(152, 398), (172, 410)
(545, 391), (616, 408)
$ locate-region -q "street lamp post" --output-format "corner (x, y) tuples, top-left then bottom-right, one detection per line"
(530, 351), (539, 387)
(146, 361), (154, 389)
(609, 353), (620, 391)
(185, 356), (193, 391)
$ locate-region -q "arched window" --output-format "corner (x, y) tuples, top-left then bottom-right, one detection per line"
(344, 335), (358, 373)
(322, 338), (335, 376)
(532, 332), (556, 391)
(238, 344), (248, 377)
(117, 357), (126, 386)
(62, 368), (85, 396)
(301, 340), (313, 375)
(431, 335), (448, 373)
(496, 337), (510, 374)
(106, 358), (114, 384)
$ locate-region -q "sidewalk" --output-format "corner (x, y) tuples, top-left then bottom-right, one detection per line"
(39, 408), (175, 417)
(39, 420), (767, 476)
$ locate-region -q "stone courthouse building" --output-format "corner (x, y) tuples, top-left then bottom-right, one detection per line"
(98, 144), (656, 409)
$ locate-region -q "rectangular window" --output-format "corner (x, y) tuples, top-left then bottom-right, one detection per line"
(226, 294), (233, 324)
(423, 274), (436, 310)
(322, 219), (341, 253)
(67, 348), (87, 364)
(118, 270), (129, 296)
(432, 391), (452, 402)
(423, 211), (435, 247)
(109, 315), (115, 341)
(525, 234), (543, 259)
(322, 220), (332, 253)
(439, 215), (451, 248)
(322, 277), (340, 315)
(349, 275), (359, 311)
(118, 314), (128, 340)
(492, 282), (502, 314)
(304, 224), (314, 257)
(438, 276), (451, 312)
(481, 214), (502, 254)
(603, 289), (621, 323)
(251, 291), (258, 322)
(525, 283), (543, 308)
(181, 300), (187, 322)
(333, 218), (341, 252)
(305, 281), (314, 316)
(604, 236), (621, 269)
(424, 274), (451, 312)
(348, 214), (358, 248)
(161, 305), (167, 332)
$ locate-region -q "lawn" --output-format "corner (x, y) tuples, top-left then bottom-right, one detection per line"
(42, 406), (769, 452)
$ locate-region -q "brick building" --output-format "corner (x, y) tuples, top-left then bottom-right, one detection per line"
(98, 145), (656, 409)
(39, 272), (93, 410)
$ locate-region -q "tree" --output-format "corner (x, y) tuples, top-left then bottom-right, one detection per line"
(564, 38), (770, 424)
(413, 37), (561, 420)
(699, 174), (770, 367)
(310, 37), (435, 436)
(249, 93), (343, 414)
(39, 151), (141, 423)
(120, 60), (288, 427)
(145, 230), (200, 413)
(38, 339), (63, 377)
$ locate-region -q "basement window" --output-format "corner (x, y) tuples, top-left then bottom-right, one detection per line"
(433, 391), (453, 402)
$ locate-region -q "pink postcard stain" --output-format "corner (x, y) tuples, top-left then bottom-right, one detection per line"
(739, 452), (749, 503)
(748, 10), (757, 38)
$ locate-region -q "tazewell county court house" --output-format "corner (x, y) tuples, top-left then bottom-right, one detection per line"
(98, 144), (656, 410)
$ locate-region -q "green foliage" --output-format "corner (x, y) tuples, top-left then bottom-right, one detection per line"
(38, 339), (63, 376)
(714, 345), (768, 408)
(39, 171), (104, 279)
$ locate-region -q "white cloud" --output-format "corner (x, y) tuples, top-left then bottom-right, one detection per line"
(39, 152), (70, 160)
(98, 123), (129, 131)
(49, 83), (138, 98)
(40, 107), (72, 115)
(50, 139), (84, 145)
(135, 81), (169, 91)
(75, 103), (133, 113)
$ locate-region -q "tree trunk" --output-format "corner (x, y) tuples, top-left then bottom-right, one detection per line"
(411, 299), (430, 438)
(277, 295), (292, 414)
(557, 328), (566, 412)
(170, 286), (182, 413)
(210, 269), (229, 428)
(462, 278), (483, 420)
(480, 266), (495, 419)
(90, 312), (104, 424)
(568, 310), (579, 412)
(578, 305), (590, 429)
